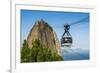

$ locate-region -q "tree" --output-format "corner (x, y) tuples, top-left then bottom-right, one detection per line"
(21, 40), (31, 62)
(21, 39), (63, 63)
(31, 39), (63, 62)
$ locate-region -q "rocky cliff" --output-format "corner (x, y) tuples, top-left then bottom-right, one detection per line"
(27, 19), (61, 55)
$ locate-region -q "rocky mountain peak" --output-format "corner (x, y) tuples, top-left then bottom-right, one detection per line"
(27, 19), (61, 55)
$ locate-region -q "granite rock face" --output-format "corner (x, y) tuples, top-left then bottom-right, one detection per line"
(27, 19), (61, 55)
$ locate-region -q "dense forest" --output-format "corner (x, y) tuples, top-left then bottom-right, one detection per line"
(21, 39), (63, 63)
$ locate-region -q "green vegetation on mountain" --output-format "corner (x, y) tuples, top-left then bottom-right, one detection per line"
(21, 39), (63, 63)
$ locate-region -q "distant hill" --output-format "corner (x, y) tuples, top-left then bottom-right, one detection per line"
(27, 19), (61, 55)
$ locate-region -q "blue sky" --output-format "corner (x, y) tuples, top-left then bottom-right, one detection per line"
(21, 9), (90, 50)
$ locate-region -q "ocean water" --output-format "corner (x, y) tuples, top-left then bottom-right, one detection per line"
(61, 47), (90, 61)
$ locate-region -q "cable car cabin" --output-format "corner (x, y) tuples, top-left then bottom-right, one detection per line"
(61, 36), (72, 47)
(60, 17), (88, 47)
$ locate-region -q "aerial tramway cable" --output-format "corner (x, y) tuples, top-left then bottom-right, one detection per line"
(61, 17), (89, 47)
